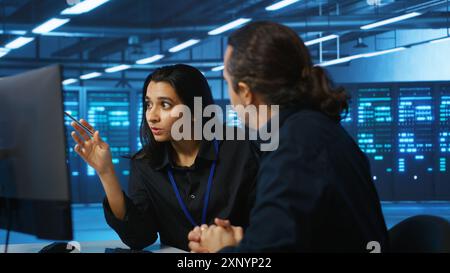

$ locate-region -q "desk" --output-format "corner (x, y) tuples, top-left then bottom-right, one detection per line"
(0, 240), (187, 253)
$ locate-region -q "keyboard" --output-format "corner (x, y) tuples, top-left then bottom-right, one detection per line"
(104, 248), (152, 253)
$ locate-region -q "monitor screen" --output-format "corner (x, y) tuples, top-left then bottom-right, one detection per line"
(0, 65), (72, 240)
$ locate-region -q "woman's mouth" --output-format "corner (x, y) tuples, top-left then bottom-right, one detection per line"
(150, 127), (163, 135)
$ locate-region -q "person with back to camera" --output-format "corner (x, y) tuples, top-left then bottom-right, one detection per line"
(188, 21), (389, 253)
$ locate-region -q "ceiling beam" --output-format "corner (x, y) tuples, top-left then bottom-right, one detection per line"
(52, 38), (116, 57)
(0, 57), (223, 71)
(2, 12), (449, 38)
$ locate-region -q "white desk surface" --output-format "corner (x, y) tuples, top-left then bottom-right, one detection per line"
(0, 240), (187, 253)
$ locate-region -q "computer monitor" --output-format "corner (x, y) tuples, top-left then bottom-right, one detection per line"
(0, 65), (72, 241)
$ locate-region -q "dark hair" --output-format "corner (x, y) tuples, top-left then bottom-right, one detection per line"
(134, 64), (214, 164)
(227, 21), (349, 122)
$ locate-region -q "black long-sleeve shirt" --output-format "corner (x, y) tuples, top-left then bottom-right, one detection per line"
(221, 109), (389, 253)
(103, 138), (258, 251)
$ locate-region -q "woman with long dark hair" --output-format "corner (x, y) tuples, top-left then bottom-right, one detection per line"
(188, 22), (389, 253)
(70, 64), (258, 251)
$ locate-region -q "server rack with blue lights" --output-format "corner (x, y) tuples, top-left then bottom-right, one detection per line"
(62, 82), (450, 203)
(354, 85), (395, 200)
(343, 82), (450, 201)
(438, 85), (450, 200)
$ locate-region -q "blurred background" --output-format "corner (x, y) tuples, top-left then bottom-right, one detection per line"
(1, 0), (449, 244)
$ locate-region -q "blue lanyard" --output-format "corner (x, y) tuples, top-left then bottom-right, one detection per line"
(167, 140), (219, 227)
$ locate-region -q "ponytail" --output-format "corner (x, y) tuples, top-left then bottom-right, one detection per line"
(296, 66), (350, 122)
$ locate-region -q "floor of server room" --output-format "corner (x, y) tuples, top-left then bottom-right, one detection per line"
(1, 202), (450, 245)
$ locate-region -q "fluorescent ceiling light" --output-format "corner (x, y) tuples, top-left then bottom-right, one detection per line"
(4, 37), (35, 49)
(430, 36), (450, 44)
(105, 64), (131, 73)
(135, 54), (165, 65)
(168, 39), (200, 53)
(61, 0), (110, 15)
(362, 47), (406, 58)
(10, 30), (27, 35)
(208, 18), (252, 35)
(211, 65), (224, 72)
(319, 47), (407, 67)
(304, 34), (339, 46)
(266, 0), (300, 11)
(62, 78), (78, 85)
(0, 48), (9, 58)
(361, 12), (422, 30)
(80, 72), (102, 80)
(32, 18), (70, 34)
(319, 54), (365, 67)
(0, 30), (27, 35)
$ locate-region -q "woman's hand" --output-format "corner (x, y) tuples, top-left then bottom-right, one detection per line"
(188, 225), (211, 253)
(71, 119), (126, 220)
(188, 218), (244, 253)
(70, 119), (114, 176)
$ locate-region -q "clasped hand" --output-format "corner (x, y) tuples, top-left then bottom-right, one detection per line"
(187, 218), (243, 253)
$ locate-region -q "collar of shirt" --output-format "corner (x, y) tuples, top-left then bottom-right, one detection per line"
(152, 139), (219, 171)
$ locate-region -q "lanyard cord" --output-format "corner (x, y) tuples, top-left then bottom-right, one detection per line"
(167, 140), (219, 226)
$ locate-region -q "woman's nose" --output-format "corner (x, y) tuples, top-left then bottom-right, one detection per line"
(147, 107), (160, 123)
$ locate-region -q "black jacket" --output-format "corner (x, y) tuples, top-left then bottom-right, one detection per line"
(221, 109), (389, 252)
(103, 138), (258, 251)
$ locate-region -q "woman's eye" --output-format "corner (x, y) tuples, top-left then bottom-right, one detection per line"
(145, 102), (152, 109)
(162, 102), (172, 109)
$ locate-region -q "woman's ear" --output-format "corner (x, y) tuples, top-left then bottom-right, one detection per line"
(237, 82), (253, 106)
